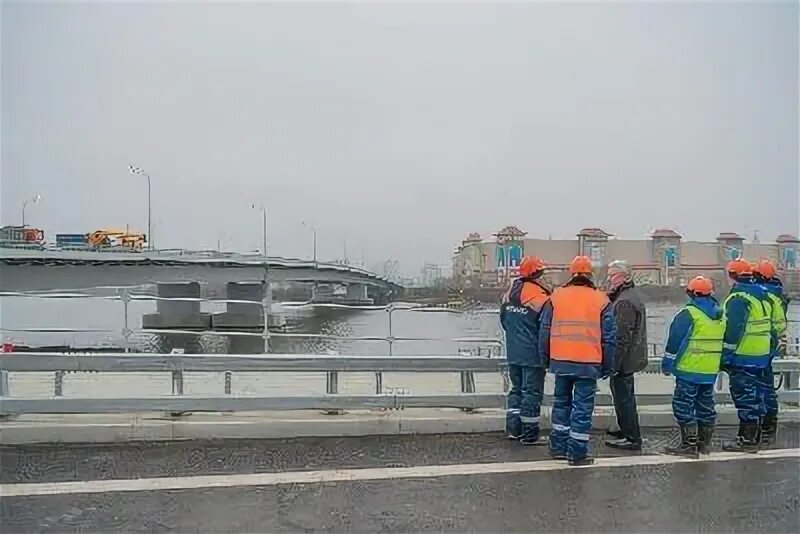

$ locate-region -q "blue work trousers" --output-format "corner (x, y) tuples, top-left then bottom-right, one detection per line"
(506, 365), (545, 440)
(549, 375), (597, 461)
(728, 367), (763, 424)
(672, 378), (716, 426)
(756, 365), (779, 420)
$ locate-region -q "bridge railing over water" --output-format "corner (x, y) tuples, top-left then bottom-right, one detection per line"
(3, 287), (800, 356)
(1, 353), (798, 416)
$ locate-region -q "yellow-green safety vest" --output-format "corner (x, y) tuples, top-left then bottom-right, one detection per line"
(765, 292), (787, 336)
(723, 291), (772, 358)
(676, 306), (724, 376)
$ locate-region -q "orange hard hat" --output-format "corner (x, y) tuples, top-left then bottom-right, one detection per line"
(754, 259), (777, 279)
(726, 258), (753, 277)
(519, 256), (546, 277)
(569, 255), (593, 275)
(686, 276), (714, 296)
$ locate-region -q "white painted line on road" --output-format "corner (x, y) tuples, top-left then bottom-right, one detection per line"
(2, 448), (798, 497)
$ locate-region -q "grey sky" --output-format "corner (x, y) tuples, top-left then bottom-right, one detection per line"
(2, 1), (798, 274)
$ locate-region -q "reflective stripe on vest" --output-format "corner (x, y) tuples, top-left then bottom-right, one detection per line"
(675, 306), (724, 376)
(549, 285), (609, 364)
(766, 293), (787, 336)
(724, 291), (772, 357)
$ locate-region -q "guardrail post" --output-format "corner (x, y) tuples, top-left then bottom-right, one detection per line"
(120, 290), (132, 352)
(375, 371), (383, 394)
(225, 371), (232, 395)
(169, 369), (185, 417)
(262, 276), (272, 354)
(0, 367), (9, 419)
(172, 370), (184, 396)
(460, 359), (476, 413)
(54, 371), (64, 396)
(323, 370), (342, 415)
(0, 369), (8, 398)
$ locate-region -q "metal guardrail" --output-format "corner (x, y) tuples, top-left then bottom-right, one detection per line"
(0, 291), (508, 357)
(1, 353), (798, 416)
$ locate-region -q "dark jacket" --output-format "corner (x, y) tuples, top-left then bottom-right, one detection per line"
(500, 278), (550, 367)
(608, 282), (648, 375)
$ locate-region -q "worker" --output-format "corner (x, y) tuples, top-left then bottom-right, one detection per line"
(721, 259), (773, 452)
(499, 256), (551, 444)
(603, 260), (648, 451)
(661, 276), (724, 457)
(757, 259), (789, 310)
(539, 255), (616, 465)
(753, 259), (787, 447)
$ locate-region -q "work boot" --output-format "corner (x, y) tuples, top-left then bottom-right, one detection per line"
(760, 416), (778, 448)
(506, 422), (521, 440)
(696, 425), (714, 455)
(665, 424), (698, 458)
(722, 423), (759, 453)
(520, 435), (547, 446)
(605, 436), (643, 451)
(568, 457), (595, 466)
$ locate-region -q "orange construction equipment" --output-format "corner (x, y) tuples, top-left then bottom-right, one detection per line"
(548, 285), (609, 364)
(754, 259), (777, 279)
(519, 256), (546, 277)
(686, 276), (714, 296)
(726, 258), (753, 277)
(87, 229), (146, 250)
(569, 255), (594, 275)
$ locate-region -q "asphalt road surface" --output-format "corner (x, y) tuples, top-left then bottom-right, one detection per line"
(2, 426), (799, 533)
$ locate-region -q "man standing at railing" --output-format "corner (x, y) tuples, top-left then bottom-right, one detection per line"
(753, 259), (787, 447)
(539, 256), (616, 466)
(721, 259), (773, 452)
(500, 256), (550, 444)
(603, 260), (648, 451)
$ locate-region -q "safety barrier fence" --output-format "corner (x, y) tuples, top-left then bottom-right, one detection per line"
(1, 353), (798, 416)
(0, 291), (508, 357)
(4, 290), (800, 354)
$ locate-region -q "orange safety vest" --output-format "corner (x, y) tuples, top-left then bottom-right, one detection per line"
(549, 285), (609, 364)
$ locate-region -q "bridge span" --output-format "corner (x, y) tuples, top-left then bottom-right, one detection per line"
(0, 248), (401, 298)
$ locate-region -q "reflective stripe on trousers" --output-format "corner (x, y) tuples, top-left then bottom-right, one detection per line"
(549, 375), (597, 461)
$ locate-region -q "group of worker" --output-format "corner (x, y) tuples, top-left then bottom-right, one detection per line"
(500, 254), (788, 466)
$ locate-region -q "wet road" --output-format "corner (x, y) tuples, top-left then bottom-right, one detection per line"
(2, 426), (798, 533)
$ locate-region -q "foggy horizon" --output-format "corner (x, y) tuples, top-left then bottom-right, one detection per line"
(2, 1), (798, 277)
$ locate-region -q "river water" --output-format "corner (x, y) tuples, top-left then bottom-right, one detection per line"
(2, 296), (797, 399)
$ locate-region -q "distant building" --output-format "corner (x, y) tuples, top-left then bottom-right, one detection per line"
(451, 226), (800, 294)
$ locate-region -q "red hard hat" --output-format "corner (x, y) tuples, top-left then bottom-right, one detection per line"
(519, 256), (546, 277)
(754, 259), (777, 279)
(569, 255), (593, 275)
(686, 276), (714, 296)
(726, 258), (752, 277)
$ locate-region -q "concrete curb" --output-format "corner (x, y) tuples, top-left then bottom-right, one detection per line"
(2, 407), (799, 445)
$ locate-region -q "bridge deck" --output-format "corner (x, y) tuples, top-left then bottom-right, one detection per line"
(2, 426), (798, 532)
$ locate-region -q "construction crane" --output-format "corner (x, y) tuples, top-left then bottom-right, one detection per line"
(86, 229), (146, 250)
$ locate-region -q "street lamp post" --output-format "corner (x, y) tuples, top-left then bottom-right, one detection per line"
(251, 204), (268, 257)
(21, 195), (42, 226)
(252, 204), (270, 353)
(128, 165), (152, 249)
(302, 221), (317, 263)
